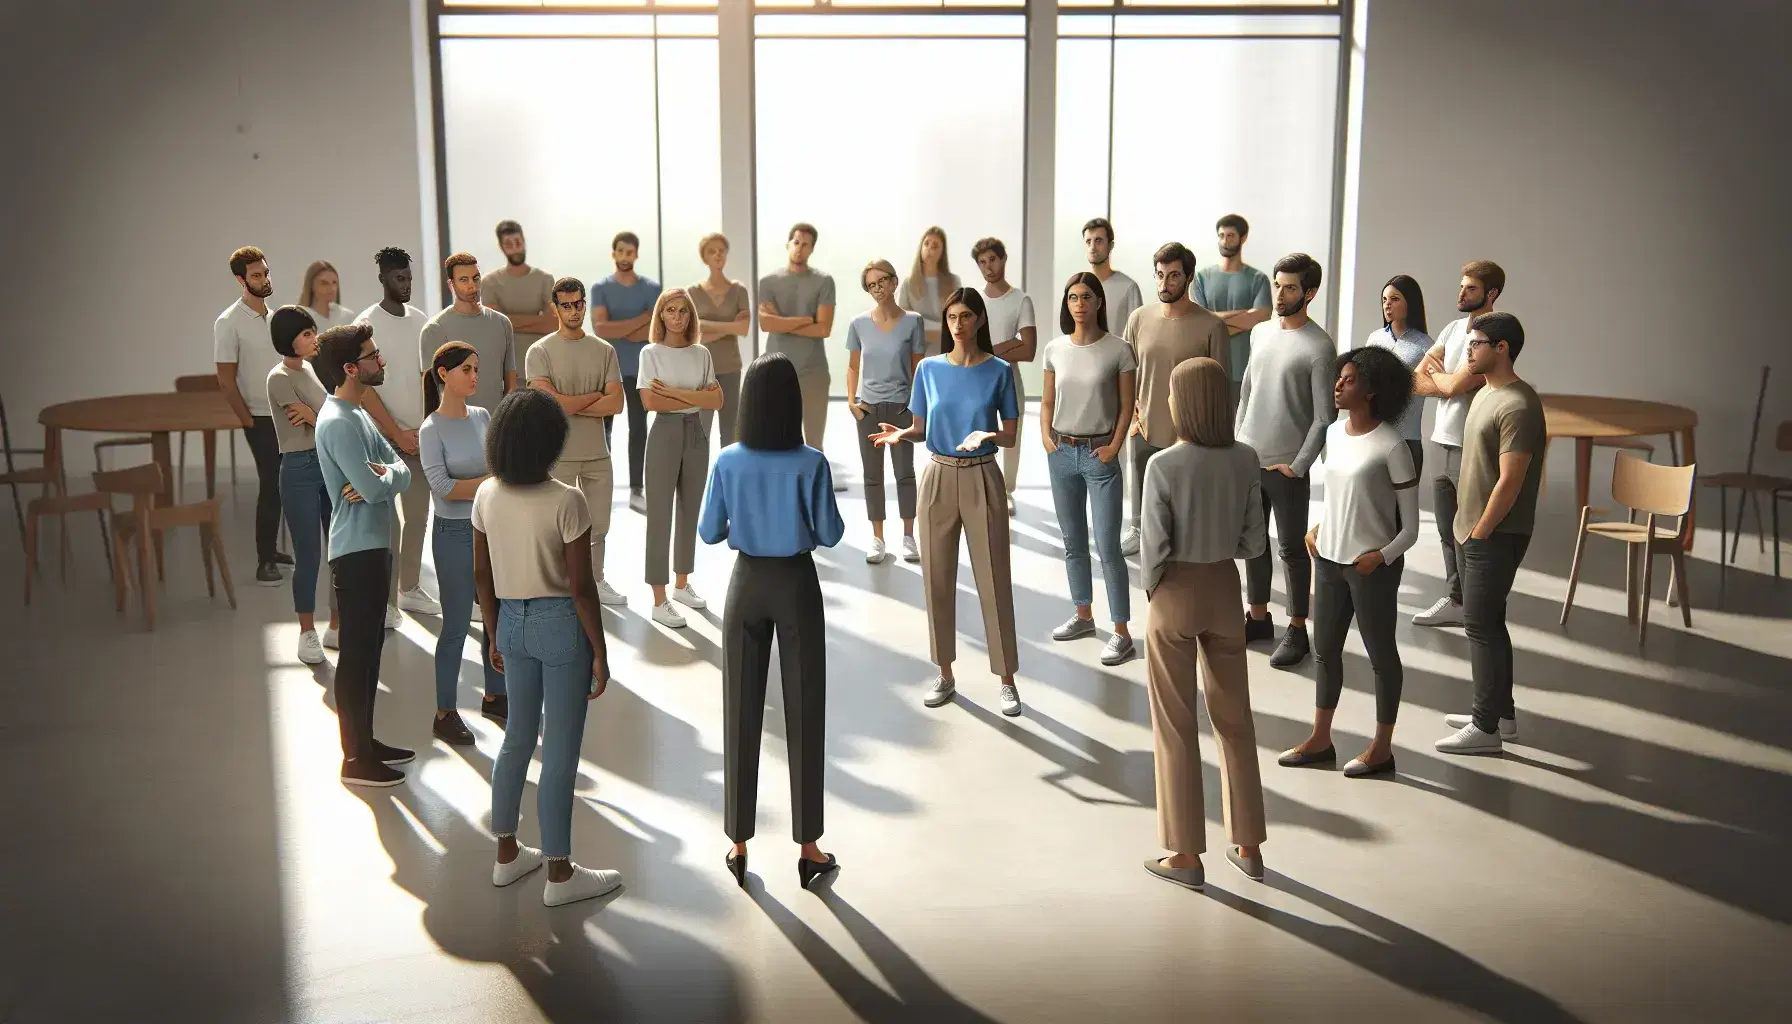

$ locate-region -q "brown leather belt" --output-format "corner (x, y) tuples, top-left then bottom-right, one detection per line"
(1055, 432), (1112, 447)
(929, 452), (995, 468)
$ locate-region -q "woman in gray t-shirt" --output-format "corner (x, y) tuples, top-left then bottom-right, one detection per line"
(638, 288), (723, 627)
(847, 259), (927, 564)
(265, 305), (336, 666)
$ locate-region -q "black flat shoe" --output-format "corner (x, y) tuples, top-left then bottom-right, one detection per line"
(482, 695), (508, 723)
(726, 850), (747, 888)
(1343, 755), (1396, 778)
(1277, 745), (1336, 768)
(798, 853), (838, 890)
(433, 711), (476, 746)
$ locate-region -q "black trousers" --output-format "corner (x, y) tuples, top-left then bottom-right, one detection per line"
(1313, 555), (1406, 724)
(331, 548), (391, 762)
(603, 376), (650, 492)
(723, 552), (827, 844)
(1246, 468), (1312, 618)
(1433, 444), (1463, 605)
(244, 416), (283, 563)
(1464, 532), (1531, 733)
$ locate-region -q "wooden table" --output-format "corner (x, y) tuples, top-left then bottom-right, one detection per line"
(39, 392), (243, 508)
(1542, 394), (1698, 550)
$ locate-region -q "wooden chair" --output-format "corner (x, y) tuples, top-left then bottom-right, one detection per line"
(92, 434), (153, 473)
(174, 373), (235, 501)
(1700, 367), (1788, 580)
(1561, 452), (1696, 645)
(2, 392), (53, 545)
(1592, 433), (1679, 464)
(94, 463), (236, 630)
(22, 488), (113, 605)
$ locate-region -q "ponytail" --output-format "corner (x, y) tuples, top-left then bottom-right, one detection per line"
(424, 341), (478, 417)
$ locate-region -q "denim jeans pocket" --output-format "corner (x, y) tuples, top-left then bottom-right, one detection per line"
(526, 607), (582, 667)
(1087, 451), (1121, 478)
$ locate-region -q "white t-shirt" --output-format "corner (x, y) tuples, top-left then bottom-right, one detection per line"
(1431, 316), (1475, 448)
(213, 299), (280, 416)
(637, 342), (716, 415)
(1316, 420), (1420, 564)
(471, 478), (591, 599)
(983, 285), (1036, 348)
(356, 302), (429, 430)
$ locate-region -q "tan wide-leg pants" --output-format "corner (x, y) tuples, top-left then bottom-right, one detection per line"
(797, 371), (830, 449)
(1003, 365), (1025, 497)
(919, 453), (1018, 676)
(1146, 559), (1266, 855)
(550, 456), (613, 581)
(388, 451), (428, 601)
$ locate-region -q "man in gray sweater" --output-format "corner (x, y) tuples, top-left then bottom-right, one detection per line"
(1234, 253), (1336, 668)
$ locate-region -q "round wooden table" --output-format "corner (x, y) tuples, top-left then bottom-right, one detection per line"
(39, 392), (243, 507)
(1541, 394), (1698, 550)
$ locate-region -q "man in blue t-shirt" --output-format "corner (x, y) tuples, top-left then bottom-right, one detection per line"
(1193, 213), (1273, 400)
(590, 230), (662, 513)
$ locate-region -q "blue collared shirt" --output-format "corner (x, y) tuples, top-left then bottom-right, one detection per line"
(699, 444), (845, 557)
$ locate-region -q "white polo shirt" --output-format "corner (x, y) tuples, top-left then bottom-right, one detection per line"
(213, 299), (280, 416)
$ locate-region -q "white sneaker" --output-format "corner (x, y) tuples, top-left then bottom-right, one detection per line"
(999, 684), (1022, 717)
(1120, 526), (1140, 556)
(672, 584), (707, 610)
(628, 490), (647, 514)
(1444, 713), (1518, 741)
(1434, 722), (1503, 755)
(831, 463), (848, 493)
(296, 629), (326, 665)
(493, 844), (544, 887)
(596, 579), (627, 606)
(866, 537), (887, 564)
(901, 535), (920, 563)
(384, 605), (402, 629)
(652, 601), (688, 628)
(543, 863), (623, 907)
(1412, 597), (1464, 627)
(1006, 495), (1016, 517)
(322, 627), (340, 650)
(398, 587), (440, 616)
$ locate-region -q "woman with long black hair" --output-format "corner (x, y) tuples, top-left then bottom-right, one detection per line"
(1366, 274), (1432, 473)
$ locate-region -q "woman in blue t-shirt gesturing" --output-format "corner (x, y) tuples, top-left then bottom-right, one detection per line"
(871, 288), (1023, 717)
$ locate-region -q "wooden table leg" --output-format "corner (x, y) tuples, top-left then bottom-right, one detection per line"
(151, 431), (173, 579)
(203, 430), (218, 499)
(1680, 426), (1697, 551)
(1575, 438), (1593, 514)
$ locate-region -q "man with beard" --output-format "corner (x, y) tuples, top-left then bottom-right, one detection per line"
(974, 237), (1036, 515)
(356, 247), (437, 621)
(1194, 214), (1273, 403)
(1409, 259), (1504, 628)
(758, 222), (845, 490)
(591, 231), (661, 514)
(1234, 253), (1336, 669)
(480, 220), (557, 370)
(1082, 218), (1142, 340)
(1118, 242), (1230, 556)
(214, 245), (289, 585)
(420, 252), (517, 419)
(312, 323), (415, 788)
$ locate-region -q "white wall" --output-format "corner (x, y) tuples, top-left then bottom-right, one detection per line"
(1348, 0), (1792, 503)
(0, 0), (426, 473)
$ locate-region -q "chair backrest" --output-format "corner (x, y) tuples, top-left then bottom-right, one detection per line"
(175, 374), (221, 394)
(1778, 420), (1792, 453)
(0, 393), (14, 469)
(1611, 451), (1695, 518)
(93, 462), (164, 498)
(1740, 365), (1771, 473)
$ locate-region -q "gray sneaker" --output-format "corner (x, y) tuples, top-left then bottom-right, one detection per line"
(1119, 526), (1141, 556)
(1144, 857), (1204, 891)
(923, 677), (956, 708)
(999, 684), (1022, 717)
(1051, 615), (1097, 641)
(1100, 633), (1135, 666)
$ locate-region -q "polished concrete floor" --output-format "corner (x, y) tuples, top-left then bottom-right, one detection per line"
(5, 405), (1791, 1023)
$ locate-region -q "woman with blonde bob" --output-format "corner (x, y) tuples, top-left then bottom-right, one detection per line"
(1138, 357), (1269, 891)
(638, 287), (724, 627)
(689, 232), (752, 446)
(902, 226), (961, 356)
(298, 260), (357, 330)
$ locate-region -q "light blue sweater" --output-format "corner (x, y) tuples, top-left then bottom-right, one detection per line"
(315, 395), (411, 558)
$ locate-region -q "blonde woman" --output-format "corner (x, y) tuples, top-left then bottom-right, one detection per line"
(639, 287), (724, 627)
(690, 233), (752, 448)
(298, 260), (357, 331)
(847, 259), (926, 564)
(902, 226), (962, 356)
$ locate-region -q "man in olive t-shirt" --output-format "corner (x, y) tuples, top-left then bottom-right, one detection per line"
(758, 222), (837, 450)
(482, 221), (558, 369)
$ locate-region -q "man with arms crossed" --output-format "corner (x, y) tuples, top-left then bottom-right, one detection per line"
(758, 222), (844, 490)
(590, 232), (661, 514)
(1433, 312), (1542, 755)
(356, 247), (437, 622)
(1119, 243), (1230, 556)
(1194, 214), (1273, 403)
(526, 276), (628, 607)
(481, 220), (558, 371)
(214, 246), (289, 586)
(1410, 259), (1504, 628)
(421, 252), (518, 418)
(1082, 218), (1143, 340)
(974, 237), (1036, 516)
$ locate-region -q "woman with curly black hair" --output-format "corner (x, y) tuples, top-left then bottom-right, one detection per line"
(1279, 346), (1419, 778)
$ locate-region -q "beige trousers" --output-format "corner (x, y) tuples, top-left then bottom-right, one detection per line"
(550, 456), (613, 580)
(643, 413), (708, 586)
(798, 371), (830, 449)
(920, 454), (1018, 676)
(1146, 559), (1266, 855)
(1003, 365), (1025, 495)
(388, 451), (428, 601)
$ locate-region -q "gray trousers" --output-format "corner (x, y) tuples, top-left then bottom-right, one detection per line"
(1002, 365), (1026, 495)
(1434, 444), (1463, 605)
(1126, 434), (1167, 530)
(855, 400), (916, 522)
(644, 413), (709, 586)
(701, 370), (742, 449)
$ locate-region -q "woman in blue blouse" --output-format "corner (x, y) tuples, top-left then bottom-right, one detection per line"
(699, 352), (846, 891)
(871, 288), (1022, 717)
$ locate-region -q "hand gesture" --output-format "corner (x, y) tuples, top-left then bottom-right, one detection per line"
(489, 641), (504, 673)
(870, 422), (907, 448)
(367, 461), (389, 477)
(1094, 441), (1120, 463)
(1304, 526), (1319, 558)
(341, 482), (365, 504)
(1041, 430), (1058, 454)
(1268, 463), (1297, 478)
(284, 405), (316, 429)
(1354, 550), (1385, 576)
(757, 301), (779, 318)
(957, 430), (996, 452)
(850, 401), (868, 421)
(397, 429), (420, 456)
(590, 659), (609, 700)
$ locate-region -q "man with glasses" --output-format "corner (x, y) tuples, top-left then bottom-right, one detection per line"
(974, 237), (1036, 515)
(1083, 218), (1143, 344)
(526, 277), (628, 605)
(1119, 242), (1230, 556)
(591, 231), (661, 514)
(1194, 214), (1273, 404)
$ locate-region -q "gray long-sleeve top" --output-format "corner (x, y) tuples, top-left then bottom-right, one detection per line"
(1140, 441), (1267, 592)
(1234, 318), (1337, 475)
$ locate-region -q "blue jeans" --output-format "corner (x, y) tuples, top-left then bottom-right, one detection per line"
(1047, 442), (1130, 622)
(278, 450), (331, 615)
(430, 517), (505, 710)
(490, 597), (592, 859)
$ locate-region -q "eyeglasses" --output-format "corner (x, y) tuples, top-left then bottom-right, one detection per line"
(1066, 292), (1098, 304)
(865, 276), (895, 289)
(356, 347), (383, 364)
(1466, 337), (1499, 350)
(556, 299), (587, 311)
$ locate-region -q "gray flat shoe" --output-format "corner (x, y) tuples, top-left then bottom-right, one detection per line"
(1143, 857), (1204, 891)
(1226, 846), (1264, 881)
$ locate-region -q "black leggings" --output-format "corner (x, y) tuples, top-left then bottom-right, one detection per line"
(1313, 555), (1405, 724)
(1246, 468), (1312, 618)
(330, 548), (391, 762)
(244, 416), (283, 563)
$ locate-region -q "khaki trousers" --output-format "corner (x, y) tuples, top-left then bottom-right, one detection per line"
(388, 451), (428, 601)
(644, 413), (709, 586)
(798, 371), (830, 449)
(920, 454), (1018, 676)
(1003, 365), (1025, 496)
(550, 456), (613, 581)
(1146, 560), (1266, 855)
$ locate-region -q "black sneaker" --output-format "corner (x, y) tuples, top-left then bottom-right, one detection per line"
(482, 695), (509, 723)
(1270, 625), (1310, 669)
(1244, 613), (1276, 644)
(372, 739), (416, 766)
(271, 551), (294, 566)
(341, 758), (405, 788)
(433, 711), (475, 746)
(255, 562), (283, 587)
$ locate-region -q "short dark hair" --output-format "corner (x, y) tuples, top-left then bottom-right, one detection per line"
(552, 276), (585, 301)
(941, 287), (993, 356)
(445, 251), (479, 279)
(229, 246), (266, 279)
(1381, 274), (1428, 336)
(485, 388), (568, 485)
(1462, 260), (1507, 301)
(311, 323), (373, 391)
(1470, 311), (1525, 360)
(1273, 252), (1323, 294)
(970, 237), (1006, 262)
(270, 305), (317, 358)
(612, 231), (639, 252)
(1215, 214), (1250, 237)
(1336, 346), (1415, 426)
(1081, 218), (1114, 244)
(737, 352), (806, 451)
(788, 222), (818, 244)
(1059, 271), (1109, 336)
(375, 246), (411, 274)
(495, 220), (523, 240)
(1153, 241), (1196, 278)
